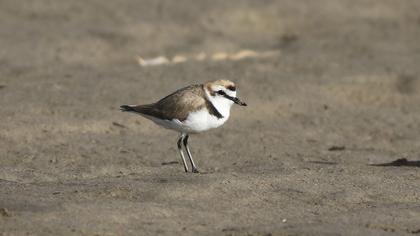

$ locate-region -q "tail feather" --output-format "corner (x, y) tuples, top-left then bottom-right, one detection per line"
(120, 105), (136, 112)
(120, 104), (163, 119)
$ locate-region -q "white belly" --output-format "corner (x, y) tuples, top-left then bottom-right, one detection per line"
(181, 108), (229, 133)
(142, 108), (229, 134)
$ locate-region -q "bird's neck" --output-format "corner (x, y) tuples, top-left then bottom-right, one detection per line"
(204, 89), (233, 119)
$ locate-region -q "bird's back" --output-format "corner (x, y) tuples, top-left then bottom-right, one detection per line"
(124, 84), (207, 121)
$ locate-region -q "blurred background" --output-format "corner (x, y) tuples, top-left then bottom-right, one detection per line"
(1, 0), (420, 235)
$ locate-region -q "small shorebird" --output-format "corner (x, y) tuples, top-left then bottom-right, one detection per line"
(120, 80), (247, 173)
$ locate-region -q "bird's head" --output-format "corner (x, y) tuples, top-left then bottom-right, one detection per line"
(205, 80), (247, 106)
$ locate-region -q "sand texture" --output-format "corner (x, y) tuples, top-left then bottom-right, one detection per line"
(1, 0), (420, 235)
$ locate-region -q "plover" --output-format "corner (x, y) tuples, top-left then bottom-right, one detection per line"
(120, 80), (247, 173)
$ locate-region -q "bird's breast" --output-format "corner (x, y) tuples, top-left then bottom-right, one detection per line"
(181, 108), (229, 133)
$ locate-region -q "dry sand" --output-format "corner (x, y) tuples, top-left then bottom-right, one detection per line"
(1, 0), (420, 235)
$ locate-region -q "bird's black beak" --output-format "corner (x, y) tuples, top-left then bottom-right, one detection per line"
(226, 95), (247, 106)
(232, 97), (247, 106)
(218, 90), (247, 106)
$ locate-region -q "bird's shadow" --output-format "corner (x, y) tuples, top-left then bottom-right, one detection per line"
(369, 158), (420, 167)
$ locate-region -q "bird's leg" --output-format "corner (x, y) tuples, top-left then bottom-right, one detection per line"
(183, 134), (199, 173)
(177, 134), (189, 172)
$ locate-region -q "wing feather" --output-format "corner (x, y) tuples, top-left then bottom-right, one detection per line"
(128, 84), (206, 121)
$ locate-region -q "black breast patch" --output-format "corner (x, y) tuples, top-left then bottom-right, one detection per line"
(205, 100), (224, 119)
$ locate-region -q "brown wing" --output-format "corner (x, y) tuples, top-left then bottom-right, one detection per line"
(129, 84), (207, 121)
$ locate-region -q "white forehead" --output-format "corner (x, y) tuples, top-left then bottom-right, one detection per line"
(212, 85), (237, 97)
(225, 89), (236, 97)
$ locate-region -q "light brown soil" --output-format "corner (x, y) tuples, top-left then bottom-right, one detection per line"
(1, 0), (420, 235)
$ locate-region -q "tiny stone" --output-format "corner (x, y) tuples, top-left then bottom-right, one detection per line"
(0, 208), (11, 217)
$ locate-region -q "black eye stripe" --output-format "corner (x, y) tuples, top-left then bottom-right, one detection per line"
(217, 90), (226, 95)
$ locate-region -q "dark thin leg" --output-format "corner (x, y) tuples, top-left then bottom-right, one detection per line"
(183, 135), (199, 173)
(177, 134), (188, 172)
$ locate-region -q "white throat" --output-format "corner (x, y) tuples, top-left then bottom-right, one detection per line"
(205, 89), (235, 119)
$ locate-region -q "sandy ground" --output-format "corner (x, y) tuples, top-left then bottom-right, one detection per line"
(1, 0), (420, 235)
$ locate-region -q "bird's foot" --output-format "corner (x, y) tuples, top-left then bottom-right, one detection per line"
(192, 168), (199, 173)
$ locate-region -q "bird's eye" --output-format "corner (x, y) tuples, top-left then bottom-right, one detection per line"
(217, 90), (225, 95)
